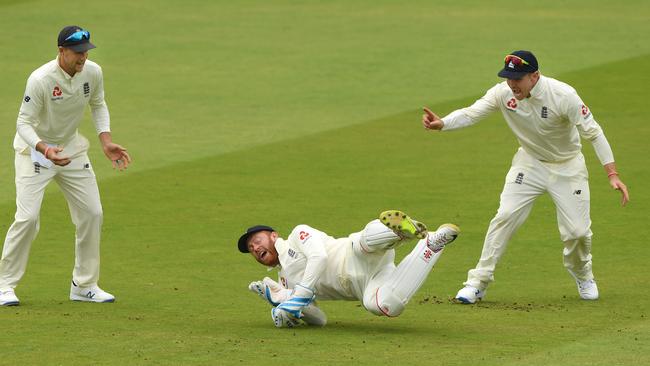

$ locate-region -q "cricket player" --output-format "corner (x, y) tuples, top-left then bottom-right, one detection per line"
(239, 210), (460, 328)
(422, 50), (629, 304)
(0, 26), (131, 306)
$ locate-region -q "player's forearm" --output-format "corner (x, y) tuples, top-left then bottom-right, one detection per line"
(16, 118), (43, 149)
(98, 131), (113, 147)
(91, 101), (111, 135)
(299, 255), (327, 289)
(590, 133), (615, 166)
(603, 162), (619, 177)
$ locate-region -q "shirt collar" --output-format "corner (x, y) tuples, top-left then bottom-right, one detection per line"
(271, 237), (287, 270)
(55, 55), (75, 80)
(529, 74), (545, 99)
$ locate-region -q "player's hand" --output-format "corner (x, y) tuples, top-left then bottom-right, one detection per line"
(422, 107), (444, 130)
(45, 146), (71, 166)
(103, 142), (131, 171)
(276, 284), (315, 319)
(248, 277), (291, 306)
(271, 307), (301, 328)
(608, 175), (630, 206)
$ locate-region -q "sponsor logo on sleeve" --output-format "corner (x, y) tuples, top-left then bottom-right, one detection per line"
(581, 104), (591, 119)
(299, 231), (311, 242)
(24, 96), (31, 103)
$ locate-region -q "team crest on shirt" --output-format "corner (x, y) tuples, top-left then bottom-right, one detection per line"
(581, 104), (591, 119)
(51, 86), (63, 101)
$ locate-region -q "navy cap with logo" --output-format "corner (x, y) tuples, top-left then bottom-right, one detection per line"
(57, 25), (96, 52)
(237, 225), (275, 253)
(497, 50), (538, 79)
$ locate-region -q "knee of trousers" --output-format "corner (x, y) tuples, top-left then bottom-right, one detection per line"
(560, 227), (592, 242)
(14, 212), (41, 229)
(363, 287), (406, 317)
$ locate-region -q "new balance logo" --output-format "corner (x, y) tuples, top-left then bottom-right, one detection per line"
(515, 172), (524, 184)
(83, 82), (90, 97)
(34, 163), (40, 174)
(86, 291), (96, 299)
(541, 106), (548, 118)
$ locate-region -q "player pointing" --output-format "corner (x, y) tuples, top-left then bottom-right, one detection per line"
(422, 50), (629, 304)
(239, 210), (459, 327)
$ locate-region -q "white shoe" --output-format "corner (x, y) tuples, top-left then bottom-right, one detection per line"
(0, 289), (20, 306)
(576, 279), (599, 300)
(455, 285), (486, 304)
(426, 224), (460, 253)
(70, 281), (115, 303)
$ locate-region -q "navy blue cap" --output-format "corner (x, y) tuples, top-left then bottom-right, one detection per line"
(238, 225), (275, 253)
(498, 50), (538, 79)
(57, 25), (96, 52)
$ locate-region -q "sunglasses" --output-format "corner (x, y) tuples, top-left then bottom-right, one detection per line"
(64, 30), (90, 42)
(504, 54), (529, 66)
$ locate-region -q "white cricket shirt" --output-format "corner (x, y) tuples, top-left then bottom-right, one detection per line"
(14, 57), (110, 157)
(274, 225), (357, 301)
(441, 75), (614, 164)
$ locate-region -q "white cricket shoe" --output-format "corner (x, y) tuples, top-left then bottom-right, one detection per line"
(0, 289), (20, 306)
(426, 224), (460, 253)
(454, 285), (486, 304)
(576, 279), (599, 300)
(70, 281), (115, 303)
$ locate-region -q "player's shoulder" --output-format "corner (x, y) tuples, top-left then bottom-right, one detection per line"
(83, 59), (103, 76)
(289, 224), (322, 243)
(487, 81), (511, 98)
(543, 75), (578, 97)
(289, 224), (317, 236)
(27, 59), (58, 83)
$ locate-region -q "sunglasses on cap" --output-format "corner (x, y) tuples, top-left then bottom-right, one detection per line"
(504, 54), (530, 66)
(64, 29), (90, 42)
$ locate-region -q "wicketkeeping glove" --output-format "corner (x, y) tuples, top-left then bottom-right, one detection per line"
(276, 284), (315, 319)
(248, 277), (291, 306)
(271, 307), (301, 328)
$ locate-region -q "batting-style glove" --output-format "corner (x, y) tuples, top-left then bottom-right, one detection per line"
(248, 277), (291, 306)
(276, 284), (315, 319)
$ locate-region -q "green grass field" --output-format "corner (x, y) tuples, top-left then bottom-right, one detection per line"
(1, 1), (649, 365)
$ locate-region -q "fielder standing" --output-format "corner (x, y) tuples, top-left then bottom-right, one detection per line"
(0, 26), (131, 306)
(240, 210), (459, 327)
(422, 50), (629, 304)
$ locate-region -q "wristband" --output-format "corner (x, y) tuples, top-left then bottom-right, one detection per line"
(43, 146), (52, 159)
(607, 172), (618, 178)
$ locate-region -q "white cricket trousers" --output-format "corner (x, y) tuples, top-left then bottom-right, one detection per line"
(465, 148), (593, 290)
(0, 152), (103, 290)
